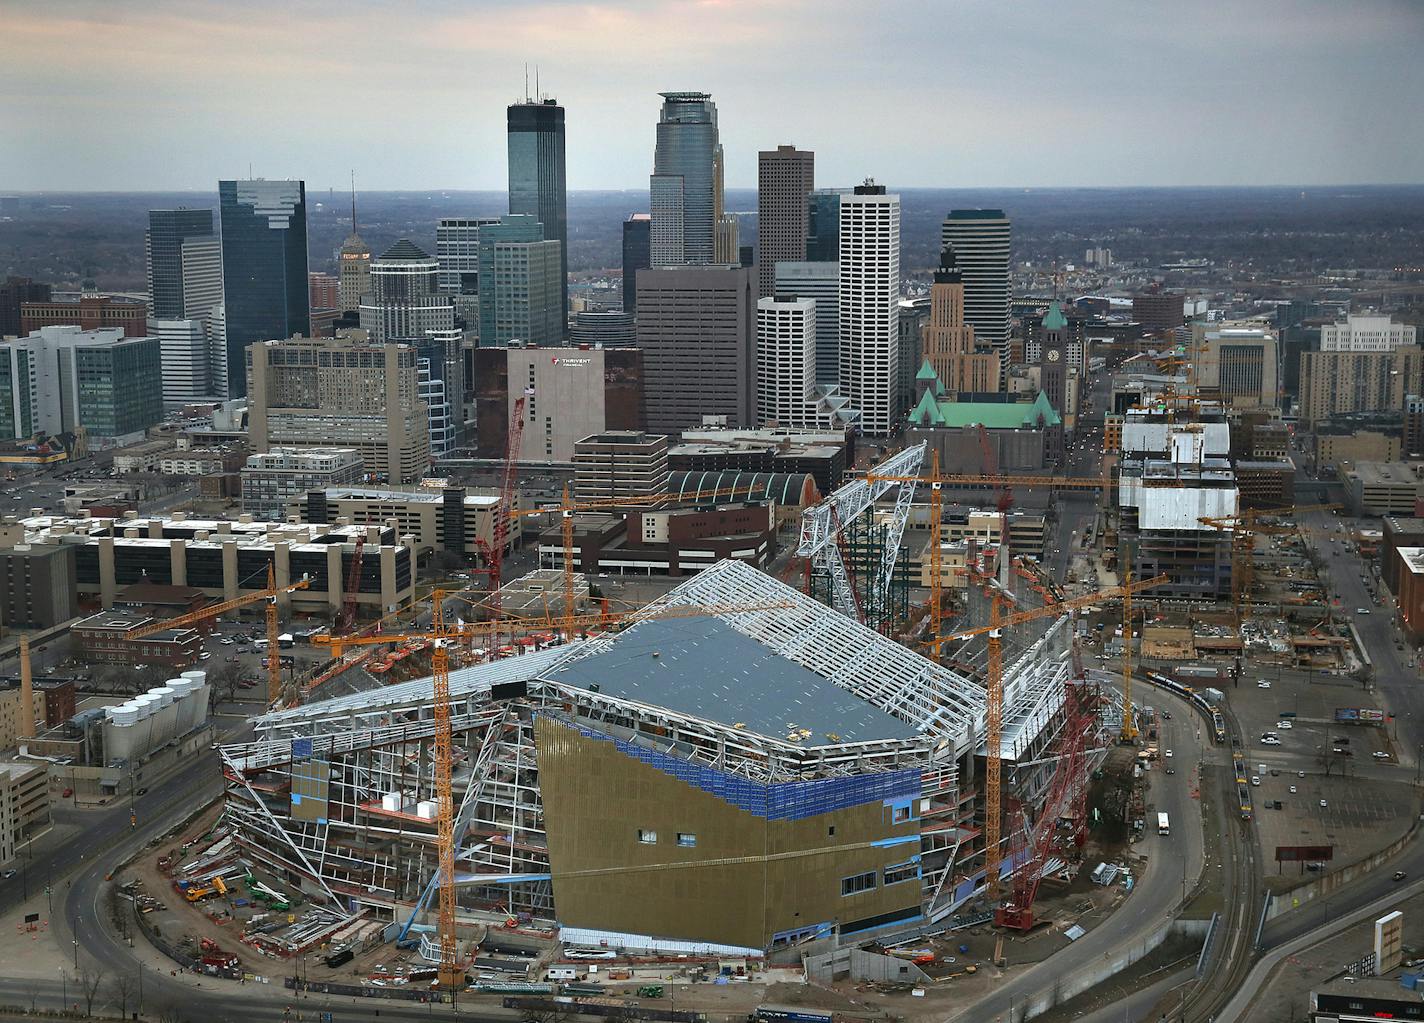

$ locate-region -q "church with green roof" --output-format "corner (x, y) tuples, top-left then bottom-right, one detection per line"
(906, 359), (1064, 473)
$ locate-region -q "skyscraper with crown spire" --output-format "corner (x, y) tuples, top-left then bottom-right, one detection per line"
(922, 246), (999, 397)
(338, 175), (370, 315)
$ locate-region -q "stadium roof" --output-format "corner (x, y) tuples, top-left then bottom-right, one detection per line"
(549, 616), (920, 744)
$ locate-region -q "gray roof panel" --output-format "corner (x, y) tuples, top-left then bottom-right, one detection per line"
(549, 615), (919, 744)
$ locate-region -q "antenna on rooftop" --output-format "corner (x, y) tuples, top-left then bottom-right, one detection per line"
(524, 63), (529, 103)
(350, 170), (358, 235)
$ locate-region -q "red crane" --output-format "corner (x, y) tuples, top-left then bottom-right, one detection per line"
(334, 534), (366, 635)
(485, 389), (531, 618)
(995, 683), (1096, 930)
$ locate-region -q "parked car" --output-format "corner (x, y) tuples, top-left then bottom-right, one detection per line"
(1276, 720), (1293, 730)
(1373, 751), (1392, 760)
(1257, 679), (1272, 689)
(1261, 736), (1281, 746)
(1395, 871), (1408, 882)
(1289, 785), (1297, 794)
(1319, 799), (1328, 808)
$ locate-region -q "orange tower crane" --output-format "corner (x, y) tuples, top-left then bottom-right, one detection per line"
(933, 574), (1168, 898)
(315, 594), (794, 986)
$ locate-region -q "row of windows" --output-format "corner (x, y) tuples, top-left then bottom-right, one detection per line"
(842, 860), (919, 895)
(636, 829), (697, 847)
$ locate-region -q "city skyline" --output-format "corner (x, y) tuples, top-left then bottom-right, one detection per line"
(4, 0), (1422, 192)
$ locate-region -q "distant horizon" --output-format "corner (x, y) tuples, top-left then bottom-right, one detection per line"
(7, 183), (1424, 197)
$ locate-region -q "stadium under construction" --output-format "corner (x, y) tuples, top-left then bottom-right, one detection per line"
(217, 558), (1083, 956)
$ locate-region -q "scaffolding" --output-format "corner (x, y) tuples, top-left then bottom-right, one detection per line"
(219, 560), (1073, 936)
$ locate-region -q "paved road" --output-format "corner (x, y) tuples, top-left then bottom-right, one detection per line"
(947, 684), (1207, 1023)
(1218, 872), (1424, 1023)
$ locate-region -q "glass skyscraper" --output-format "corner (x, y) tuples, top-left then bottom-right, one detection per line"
(650, 92), (720, 266)
(508, 99), (567, 335)
(218, 179), (310, 397)
(477, 214), (563, 347)
(622, 214), (651, 314)
(146, 208), (219, 319)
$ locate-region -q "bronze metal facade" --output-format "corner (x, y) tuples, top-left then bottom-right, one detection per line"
(535, 716), (921, 950)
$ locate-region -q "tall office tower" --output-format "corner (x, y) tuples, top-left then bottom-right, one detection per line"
(636, 265), (754, 433)
(477, 215), (563, 347)
(774, 261), (839, 386)
(218, 179), (310, 397)
(207, 305), (227, 396)
(145, 209), (222, 320)
(650, 91), (719, 266)
(756, 296), (817, 427)
(940, 209), (1011, 375)
(508, 98), (568, 334)
(621, 214), (651, 313)
(247, 332), (431, 484)
(0, 277), (51, 339)
(757, 146), (815, 298)
(805, 190), (842, 262)
(359, 240), (456, 343)
(922, 247), (998, 397)
(0, 326), (163, 443)
(338, 189), (370, 316)
(436, 216), (501, 326)
(418, 357), (456, 458)
(149, 318), (211, 405)
(839, 183), (901, 436)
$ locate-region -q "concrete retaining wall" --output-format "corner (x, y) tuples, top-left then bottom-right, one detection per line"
(804, 947), (932, 986)
(1264, 815), (1421, 921)
(1014, 918), (1211, 1022)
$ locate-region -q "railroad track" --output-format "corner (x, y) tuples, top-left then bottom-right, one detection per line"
(1179, 746), (1264, 1021)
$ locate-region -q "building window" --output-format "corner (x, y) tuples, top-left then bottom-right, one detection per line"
(892, 804), (913, 824)
(827, 825), (835, 837)
(883, 860), (918, 886)
(841, 871), (877, 896)
(676, 833), (697, 848)
(637, 829), (657, 844)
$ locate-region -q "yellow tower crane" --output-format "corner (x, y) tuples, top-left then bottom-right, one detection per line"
(315, 594), (795, 987)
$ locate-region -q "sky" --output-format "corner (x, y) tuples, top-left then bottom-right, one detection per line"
(3, 0), (1423, 192)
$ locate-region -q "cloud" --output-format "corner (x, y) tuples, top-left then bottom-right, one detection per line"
(0, 0), (1421, 189)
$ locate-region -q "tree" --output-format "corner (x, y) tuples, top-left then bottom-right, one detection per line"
(206, 660), (244, 706)
(110, 974), (136, 1020)
(158, 1006), (187, 1023)
(79, 966), (104, 1017)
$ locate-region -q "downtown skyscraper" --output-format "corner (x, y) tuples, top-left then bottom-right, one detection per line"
(508, 97), (568, 334)
(941, 209), (1012, 377)
(839, 182), (901, 436)
(218, 179), (310, 397)
(145, 208), (221, 320)
(650, 91), (720, 266)
(756, 145), (814, 298)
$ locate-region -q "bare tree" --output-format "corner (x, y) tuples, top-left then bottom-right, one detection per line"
(206, 660), (244, 706)
(110, 974), (136, 1020)
(23, 981), (38, 1013)
(79, 966), (104, 1017)
(159, 1005), (187, 1023)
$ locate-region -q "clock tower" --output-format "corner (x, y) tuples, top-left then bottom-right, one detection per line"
(1040, 300), (1069, 416)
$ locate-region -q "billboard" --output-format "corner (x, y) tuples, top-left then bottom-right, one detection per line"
(1335, 708), (1386, 724)
(1275, 845), (1334, 862)
(1377, 910), (1404, 975)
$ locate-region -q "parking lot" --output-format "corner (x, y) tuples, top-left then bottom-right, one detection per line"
(1213, 659), (1419, 887)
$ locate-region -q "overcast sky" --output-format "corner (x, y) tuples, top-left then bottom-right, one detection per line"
(4, 0), (1423, 192)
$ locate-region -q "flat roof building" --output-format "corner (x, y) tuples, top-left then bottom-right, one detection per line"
(241, 447), (365, 521)
(247, 331), (430, 485)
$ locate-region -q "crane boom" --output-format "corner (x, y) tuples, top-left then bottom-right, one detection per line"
(126, 575), (311, 641)
(930, 574), (1168, 650)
